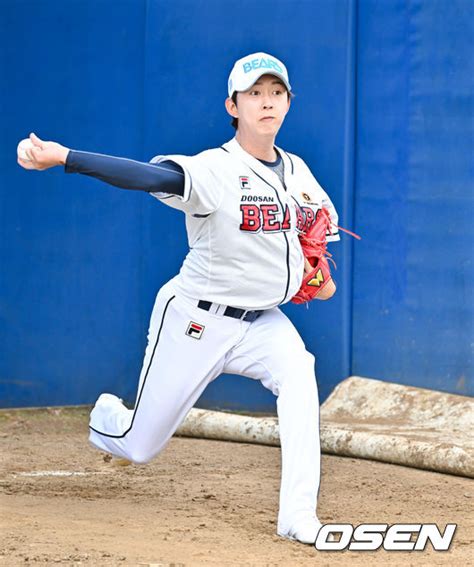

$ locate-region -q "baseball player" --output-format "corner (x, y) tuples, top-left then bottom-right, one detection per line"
(17, 52), (340, 546)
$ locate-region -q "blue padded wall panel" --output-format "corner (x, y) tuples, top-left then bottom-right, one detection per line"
(352, 0), (473, 394)
(0, 1), (148, 406)
(1, 0), (355, 409)
(3, 0), (471, 410)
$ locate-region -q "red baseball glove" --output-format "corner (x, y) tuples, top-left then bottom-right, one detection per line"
(291, 207), (360, 304)
(291, 208), (334, 304)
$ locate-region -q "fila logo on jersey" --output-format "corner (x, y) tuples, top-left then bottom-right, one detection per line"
(308, 269), (324, 287)
(186, 322), (205, 339)
(239, 176), (251, 189)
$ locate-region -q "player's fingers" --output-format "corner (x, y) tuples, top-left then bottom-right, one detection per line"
(30, 132), (44, 149)
(17, 157), (36, 170)
(27, 147), (46, 168)
(26, 146), (38, 162)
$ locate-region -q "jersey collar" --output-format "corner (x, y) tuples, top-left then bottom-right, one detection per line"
(222, 137), (293, 191)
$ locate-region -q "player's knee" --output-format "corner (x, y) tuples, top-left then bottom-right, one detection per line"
(298, 351), (316, 377)
(279, 350), (316, 392)
(280, 350), (315, 380)
(297, 352), (318, 390)
(127, 448), (155, 465)
(304, 351), (316, 367)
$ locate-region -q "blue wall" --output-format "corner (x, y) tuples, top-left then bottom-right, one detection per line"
(1, 0), (472, 409)
(352, 0), (474, 395)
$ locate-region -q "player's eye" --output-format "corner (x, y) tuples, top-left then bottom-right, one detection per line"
(273, 89), (284, 95)
(249, 90), (260, 96)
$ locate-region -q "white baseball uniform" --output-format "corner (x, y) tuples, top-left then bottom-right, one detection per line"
(89, 136), (340, 538)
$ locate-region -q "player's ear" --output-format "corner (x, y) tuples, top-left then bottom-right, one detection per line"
(280, 93), (291, 121)
(225, 97), (238, 119)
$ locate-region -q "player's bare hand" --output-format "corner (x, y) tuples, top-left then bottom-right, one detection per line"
(17, 133), (70, 171)
(316, 279), (336, 300)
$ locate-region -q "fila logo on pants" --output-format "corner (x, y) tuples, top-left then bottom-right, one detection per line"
(186, 322), (205, 339)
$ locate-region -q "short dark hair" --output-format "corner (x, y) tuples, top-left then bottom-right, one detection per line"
(230, 89), (294, 130)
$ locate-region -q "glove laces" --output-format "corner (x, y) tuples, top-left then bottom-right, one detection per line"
(300, 207), (361, 271)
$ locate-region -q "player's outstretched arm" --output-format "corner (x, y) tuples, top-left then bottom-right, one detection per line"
(17, 133), (185, 196)
(17, 133), (69, 171)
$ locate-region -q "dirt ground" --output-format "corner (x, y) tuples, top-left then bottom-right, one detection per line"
(0, 408), (472, 566)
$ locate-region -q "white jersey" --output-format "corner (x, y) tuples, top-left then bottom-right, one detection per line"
(150, 137), (339, 311)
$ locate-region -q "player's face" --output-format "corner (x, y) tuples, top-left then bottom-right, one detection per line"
(227, 74), (291, 138)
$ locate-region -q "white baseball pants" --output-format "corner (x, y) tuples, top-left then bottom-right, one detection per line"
(89, 279), (321, 535)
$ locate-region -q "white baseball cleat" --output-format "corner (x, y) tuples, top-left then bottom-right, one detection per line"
(95, 393), (124, 406)
(278, 519), (322, 545)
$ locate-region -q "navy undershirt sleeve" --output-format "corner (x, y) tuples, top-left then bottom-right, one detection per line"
(64, 150), (185, 196)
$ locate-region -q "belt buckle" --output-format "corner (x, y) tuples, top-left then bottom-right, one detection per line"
(243, 310), (260, 322)
(215, 304), (227, 316)
(198, 301), (260, 322)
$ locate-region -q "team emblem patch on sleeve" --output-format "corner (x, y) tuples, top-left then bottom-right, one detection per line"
(301, 191), (318, 205)
(239, 176), (251, 189)
(186, 321), (205, 339)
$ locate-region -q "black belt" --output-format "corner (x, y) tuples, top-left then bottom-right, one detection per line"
(197, 300), (264, 322)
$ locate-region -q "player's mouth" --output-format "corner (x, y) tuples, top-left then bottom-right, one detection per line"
(260, 116), (276, 122)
